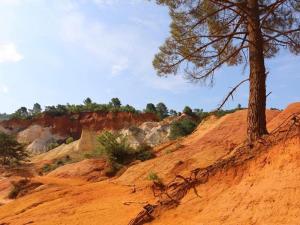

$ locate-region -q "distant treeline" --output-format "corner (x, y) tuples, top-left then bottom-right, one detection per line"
(1, 97), (246, 121)
(0, 113), (11, 121)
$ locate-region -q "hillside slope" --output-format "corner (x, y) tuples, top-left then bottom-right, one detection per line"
(0, 104), (300, 225)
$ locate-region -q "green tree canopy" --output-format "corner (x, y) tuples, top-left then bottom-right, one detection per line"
(83, 97), (92, 105)
(169, 109), (178, 116)
(183, 106), (193, 116)
(12, 107), (29, 119)
(145, 103), (157, 114)
(156, 102), (169, 120)
(32, 103), (42, 115)
(169, 119), (197, 140)
(110, 98), (122, 108)
(152, 0), (300, 142)
(0, 133), (28, 165)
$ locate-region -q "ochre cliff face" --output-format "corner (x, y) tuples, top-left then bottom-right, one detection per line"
(0, 112), (158, 139)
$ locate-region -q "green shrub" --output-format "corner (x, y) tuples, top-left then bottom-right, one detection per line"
(97, 131), (135, 165)
(65, 137), (74, 144)
(97, 132), (155, 164)
(148, 171), (162, 184)
(135, 144), (155, 161)
(41, 155), (72, 174)
(103, 162), (124, 177)
(0, 132), (28, 165)
(212, 109), (236, 118)
(91, 132), (155, 176)
(47, 142), (59, 150)
(169, 119), (197, 140)
(42, 163), (57, 173)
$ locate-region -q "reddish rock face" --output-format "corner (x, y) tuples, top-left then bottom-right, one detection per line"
(0, 112), (158, 139)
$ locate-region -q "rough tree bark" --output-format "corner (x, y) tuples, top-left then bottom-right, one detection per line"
(247, 0), (268, 143)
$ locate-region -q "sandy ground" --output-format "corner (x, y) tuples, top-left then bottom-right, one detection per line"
(0, 103), (300, 225)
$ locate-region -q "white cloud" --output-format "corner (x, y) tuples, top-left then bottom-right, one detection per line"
(60, 7), (140, 74)
(0, 84), (9, 94)
(111, 58), (129, 75)
(59, 1), (191, 92)
(0, 43), (23, 63)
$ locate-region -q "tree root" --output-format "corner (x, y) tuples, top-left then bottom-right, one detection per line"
(128, 204), (158, 225)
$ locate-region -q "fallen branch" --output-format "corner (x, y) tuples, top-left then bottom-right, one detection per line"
(123, 201), (148, 206)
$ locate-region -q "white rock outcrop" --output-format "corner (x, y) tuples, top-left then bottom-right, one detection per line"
(17, 125), (64, 154)
(119, 121), (171, 147)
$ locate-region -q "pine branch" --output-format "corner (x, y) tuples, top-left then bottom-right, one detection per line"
(187, 34), (248, 81)
(217, 78), (249, 110)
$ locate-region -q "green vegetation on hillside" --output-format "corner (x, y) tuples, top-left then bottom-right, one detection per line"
(2, 97), (246, 123)
(0, 133), (28, 165)
(41, 155), (72, 174)
(0, 113), (11, 121)
(86, 131), (154, 176)
(169, 119), (197, 140)
(169, 104), (246, 140)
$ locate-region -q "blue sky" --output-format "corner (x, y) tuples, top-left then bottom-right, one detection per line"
(0, 0), (299, 113)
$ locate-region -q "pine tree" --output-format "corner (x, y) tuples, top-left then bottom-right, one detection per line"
(152, 0), (300, 143)
(183, 106), (194, 116)
(156, 102), (169, 119)
(32, 103), (42, 115)
(110, 98), (122, 108)
(0, 133), (28, 165)
(83, 97), (92, 105)
(145, 103), (157, 114)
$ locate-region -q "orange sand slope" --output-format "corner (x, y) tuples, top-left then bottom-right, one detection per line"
(1, 103), (300, 225)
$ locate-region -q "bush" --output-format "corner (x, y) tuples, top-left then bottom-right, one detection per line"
(169, 119), (197, 140)
(120, 104), (137, 113)
(65, 137), (74, 144)
(47, 142), (59, 150)
(148, 171), (162, 184)
(212, 109), (236, 118)
(42, 163), (58, 173)
(0, 133), (28, 165)
(135, 144), (155, 161)
(97, 131), (135, 165)
(41, 155), (72, 174)
(92, 132), (155, 176)
(44, 105), (68, 116)
(103, 162), (124, 177)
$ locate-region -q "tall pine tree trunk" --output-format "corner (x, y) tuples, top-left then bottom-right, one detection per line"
(247, 0), (268, 143)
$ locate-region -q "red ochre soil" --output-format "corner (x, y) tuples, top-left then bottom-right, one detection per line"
(0, 112), (158, 138)
(1, 103), (300, 225)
